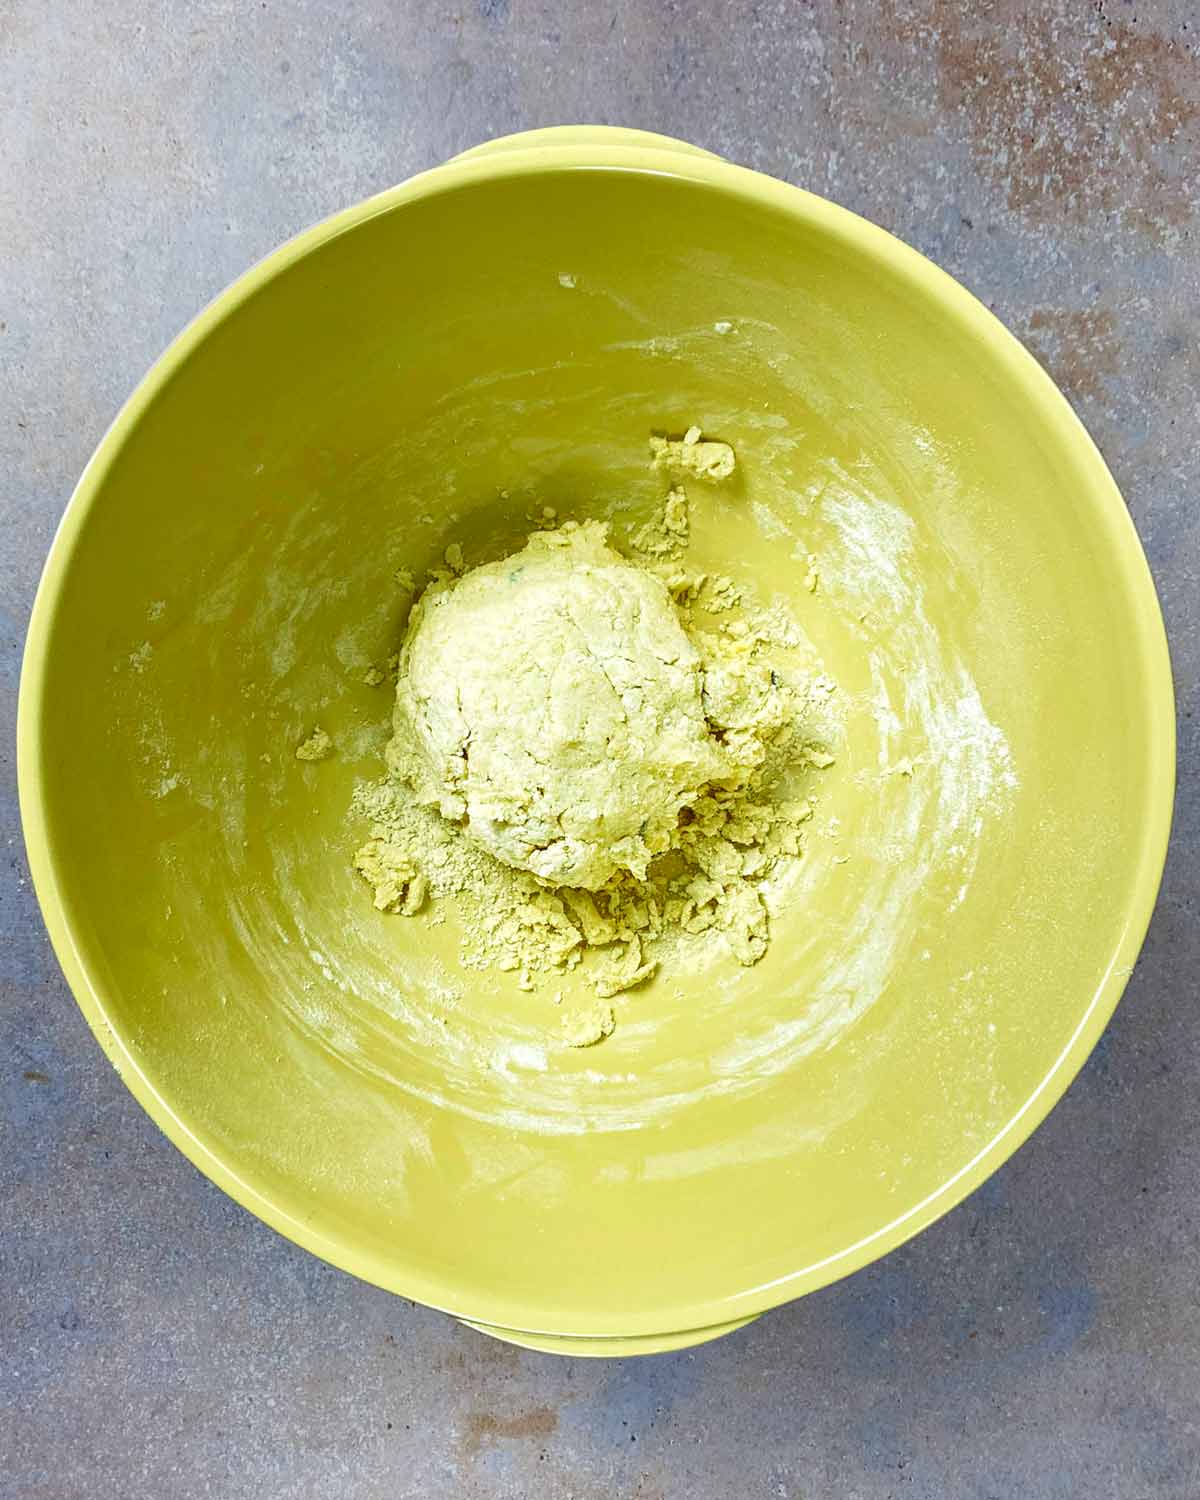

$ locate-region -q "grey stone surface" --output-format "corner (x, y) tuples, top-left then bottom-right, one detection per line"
(2, 1), (1197, 1495)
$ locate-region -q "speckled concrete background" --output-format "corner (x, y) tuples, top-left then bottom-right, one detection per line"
(3, 3), (1197, 1496)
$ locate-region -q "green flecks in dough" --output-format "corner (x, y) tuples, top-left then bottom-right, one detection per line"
(650, 427), (736, 483)
(296, 727), (334, 761)
(353, 837), (427, 914)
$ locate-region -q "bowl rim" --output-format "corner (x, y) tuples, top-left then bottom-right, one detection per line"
(17, 137), (1177, 1342)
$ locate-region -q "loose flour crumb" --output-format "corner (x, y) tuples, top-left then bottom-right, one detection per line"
(296, 727), (334, 762)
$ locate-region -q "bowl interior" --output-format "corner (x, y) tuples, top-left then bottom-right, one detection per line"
(25, 159), (1170, 1337)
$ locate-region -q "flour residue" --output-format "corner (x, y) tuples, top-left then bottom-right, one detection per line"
(122, 358), (1017, 1152)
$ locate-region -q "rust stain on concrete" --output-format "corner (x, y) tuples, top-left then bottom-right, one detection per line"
(890, 1), (1199, 234)
(1024, 305), (1121, 402)
(462, 1404), (559, 1456)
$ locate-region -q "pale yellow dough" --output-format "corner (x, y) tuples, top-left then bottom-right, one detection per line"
(650, 426), (736, 482)
(390, 521), (735, 890)
(295, 726), (333, 761)
(350, 429), (839, 1029)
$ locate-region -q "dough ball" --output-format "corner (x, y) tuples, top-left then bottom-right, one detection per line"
(391, 522), (727, 889)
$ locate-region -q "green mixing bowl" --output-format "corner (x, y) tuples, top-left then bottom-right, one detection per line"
(18, 128), (1173, 1354)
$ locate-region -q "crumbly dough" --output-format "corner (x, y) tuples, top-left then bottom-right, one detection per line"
(631, 485), (689, 558)
(295, 727), (333, 761)
(390, 521), (731, 890)
(560, 1003), (615, 1048)
(650, 426), (736, 482)
(349, 427), (840, 1038)
(352, 838), (427, 914)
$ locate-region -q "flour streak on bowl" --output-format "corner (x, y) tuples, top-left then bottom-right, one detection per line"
(128, 389), (1015, 1153)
